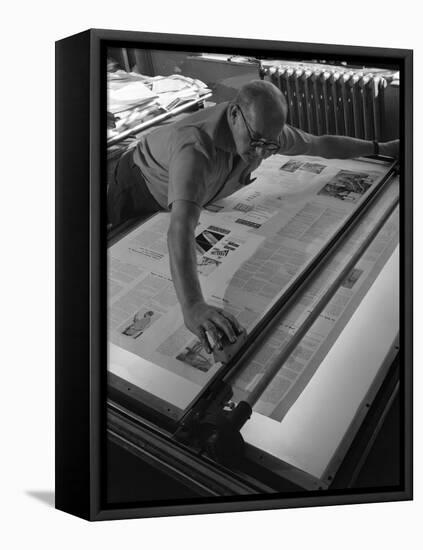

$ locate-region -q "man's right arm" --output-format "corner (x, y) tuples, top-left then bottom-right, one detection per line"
(167, 199), (242, 353)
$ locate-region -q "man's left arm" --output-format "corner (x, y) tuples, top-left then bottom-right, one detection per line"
(280, 124), (399, 159)
(307, 134), (399, 160)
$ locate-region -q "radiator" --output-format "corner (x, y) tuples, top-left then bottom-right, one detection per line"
(261, 63), (399, 141)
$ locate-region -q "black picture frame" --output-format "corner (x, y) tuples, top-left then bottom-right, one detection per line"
(55, 28), (413, 521)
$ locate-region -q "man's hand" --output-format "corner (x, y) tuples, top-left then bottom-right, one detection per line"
(379, 139), (400, 159)
(183, 301), (244, 354)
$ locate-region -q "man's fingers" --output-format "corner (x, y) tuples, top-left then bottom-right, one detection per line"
(204, 321), (223, 350)
(211, 313), (237, 344)
(220, 310), (244, 335)
(196, 327), (211, 354)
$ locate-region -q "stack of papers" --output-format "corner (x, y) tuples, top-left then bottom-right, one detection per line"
(107, 71), (211, 139)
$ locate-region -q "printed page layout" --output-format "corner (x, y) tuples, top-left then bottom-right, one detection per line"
(108, 154), (395, 413)
(231, 189), (399, 420)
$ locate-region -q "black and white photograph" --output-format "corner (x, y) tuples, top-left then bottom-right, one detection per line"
(55, 28), (413, 523)
(3, 0), (423, 543)
(103, 37), (409, 510)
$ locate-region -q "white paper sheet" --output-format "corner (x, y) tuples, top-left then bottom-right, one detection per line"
(241, 246), (399, 483)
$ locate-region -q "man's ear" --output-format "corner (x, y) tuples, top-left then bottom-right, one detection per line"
(228, 103), (238, 126)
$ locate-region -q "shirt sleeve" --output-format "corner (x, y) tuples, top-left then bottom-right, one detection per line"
(168, 127), (211, 208)
(279, 124), (315, 155)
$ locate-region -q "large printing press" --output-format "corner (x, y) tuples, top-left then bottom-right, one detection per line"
(106, 55), (400, 496)
(107, 152), (399, 495)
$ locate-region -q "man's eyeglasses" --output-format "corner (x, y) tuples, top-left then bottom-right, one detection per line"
(237, 104), (280, 153)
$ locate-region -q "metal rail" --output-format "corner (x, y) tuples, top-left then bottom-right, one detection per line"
(108, 400), (274, 496)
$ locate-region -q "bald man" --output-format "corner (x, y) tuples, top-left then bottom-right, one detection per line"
(108, 80), (399, 352)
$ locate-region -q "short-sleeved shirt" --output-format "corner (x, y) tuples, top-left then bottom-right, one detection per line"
(132, 101), (314, 210)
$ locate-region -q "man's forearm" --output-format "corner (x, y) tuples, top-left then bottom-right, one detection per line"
(167, 223), (204, 312)
(310, 135), (374, 159)
(167, 201), (243, 350)
(308, 135), (399, 159)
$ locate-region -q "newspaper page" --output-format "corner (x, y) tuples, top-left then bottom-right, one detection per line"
(108, 154), (395, 410)
(231, 178), (399, 419)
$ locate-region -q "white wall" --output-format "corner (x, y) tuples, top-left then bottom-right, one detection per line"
(0, 1), (420, 548)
